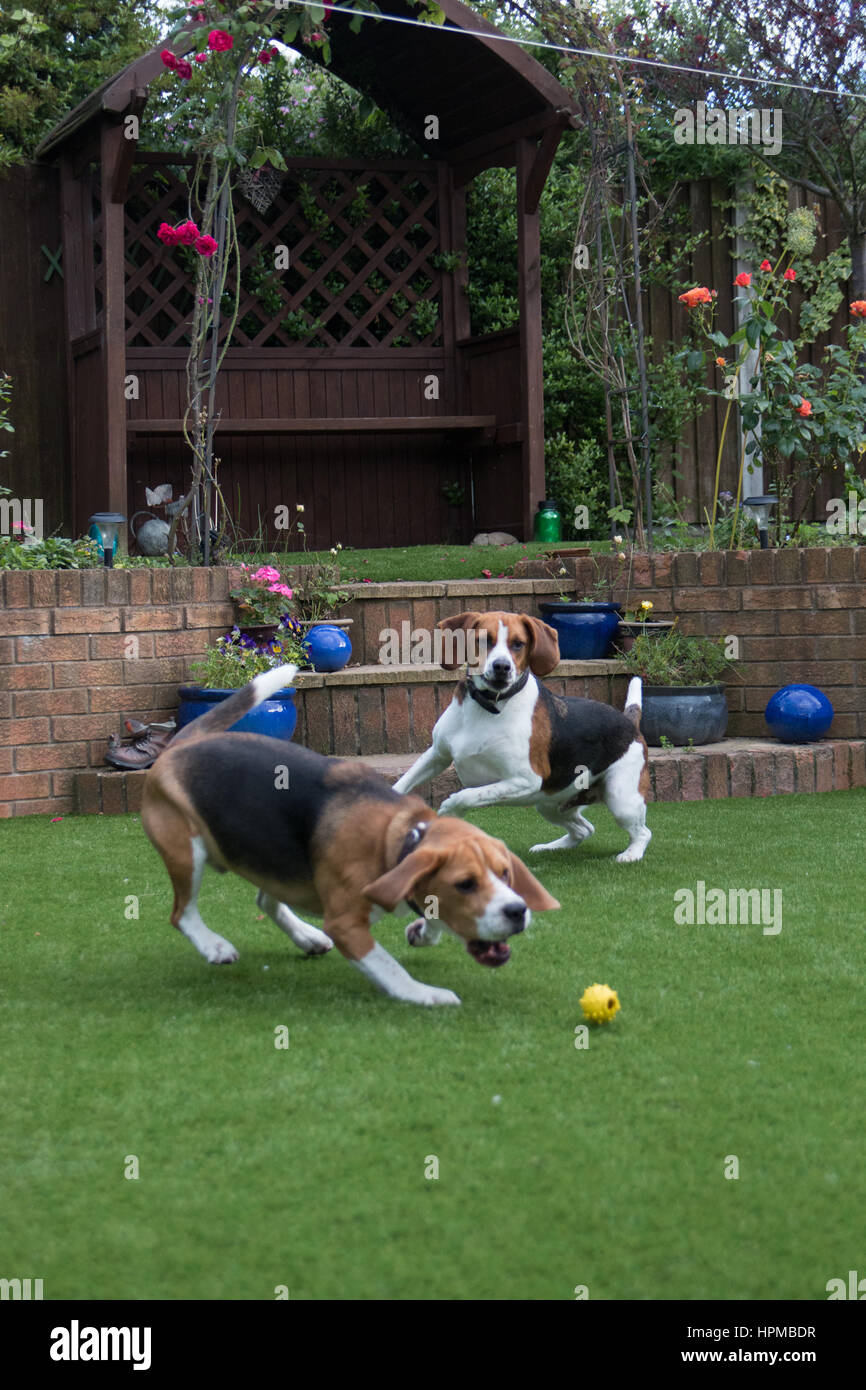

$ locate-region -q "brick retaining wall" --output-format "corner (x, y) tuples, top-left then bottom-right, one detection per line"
(1, 549), (864, 816)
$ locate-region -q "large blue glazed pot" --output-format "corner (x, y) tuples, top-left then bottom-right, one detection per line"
(538, 601), (623, 660)
(176, 685), (298, 739)
(641, 684), (728, 747)
(765, 684), (834, 743)
(304, 623), (352, 673)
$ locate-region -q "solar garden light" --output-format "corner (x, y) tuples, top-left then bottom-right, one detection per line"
(742, 496), (777, 550)
(88, 512), (126, 567)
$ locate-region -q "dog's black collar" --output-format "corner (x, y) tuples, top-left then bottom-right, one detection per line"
(397, 821), (428, 915)
(465, 668), (530, 714)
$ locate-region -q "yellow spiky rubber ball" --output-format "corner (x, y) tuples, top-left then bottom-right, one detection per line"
(580, 983), (620, 1024)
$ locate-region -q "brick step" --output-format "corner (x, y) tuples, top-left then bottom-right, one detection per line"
(72, 737), (866, 814)
(294, 659), (627, 757)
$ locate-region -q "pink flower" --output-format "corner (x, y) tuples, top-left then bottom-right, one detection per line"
(161, 49), (178, 70)
(481, 569), (492, 578)
(252, 565), (281, 583)
(195, 234), (218, 258)
(734, 272), (751, 287)
(176, 59), (193, 80)
(207, 29), (234, 52)
(311, 31), (324, 41)
(784, 267), (796, 281)
(157, 222), (179, 245)
(760, 259), (772, 272)
(194, 53), (209, 64)
(175, 220), (200, 246)
(267, 584), (293, 598)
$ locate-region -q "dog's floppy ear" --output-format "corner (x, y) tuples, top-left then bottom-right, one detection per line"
(521, 615), (560, 677)
(363, 847), (446, 912)
(435, 611), (482, 670)
(505, 849), (560, 911)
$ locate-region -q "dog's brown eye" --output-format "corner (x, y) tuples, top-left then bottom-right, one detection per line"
(511, 640), (524, 651)
(456, 878), (477, 893)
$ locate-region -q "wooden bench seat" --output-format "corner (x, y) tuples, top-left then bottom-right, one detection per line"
(127, 414), (498, 437)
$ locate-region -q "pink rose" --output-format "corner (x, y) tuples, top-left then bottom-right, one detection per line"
(207, 29), (234, 52)
(176, 60), (193, 80)
(194, 53), (208, 64)
(195, 234), (218, 258)
(175, 220), (200, 246)
(157, 222), (179, 245)
(160, 49), (178, 70)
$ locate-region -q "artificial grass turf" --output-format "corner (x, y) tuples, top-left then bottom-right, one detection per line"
(1, 790), (864, 1301)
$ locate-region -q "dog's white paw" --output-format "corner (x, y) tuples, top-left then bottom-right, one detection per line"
(206, 937), (239, 963)
(417, 985), (461, 1007)
(438, 795), (467, 818)
(406, 918), (442, 947)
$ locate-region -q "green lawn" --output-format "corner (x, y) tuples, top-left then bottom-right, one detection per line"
(238, 540), (588, 582)
(1, 790), (864, 1300)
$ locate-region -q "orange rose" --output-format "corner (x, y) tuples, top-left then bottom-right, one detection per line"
(796, 399), (812, 417)
(850, 301), (866, 317)
(715, 356), (726, 367)
(678, 286), (713, 308)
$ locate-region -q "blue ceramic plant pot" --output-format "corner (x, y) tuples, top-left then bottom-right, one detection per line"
(764, 684), (834, 743)
(305, 623), (352, 673)
(176, 686), (298, 740)
(538, 601), (623, 660)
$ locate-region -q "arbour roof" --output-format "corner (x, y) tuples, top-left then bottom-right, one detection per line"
(36, 0), (577, 164)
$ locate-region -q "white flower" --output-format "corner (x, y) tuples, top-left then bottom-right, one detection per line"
(614, 534), (623, 545)
(296, 503), (305, 512)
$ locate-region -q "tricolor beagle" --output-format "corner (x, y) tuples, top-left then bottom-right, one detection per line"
(141, 665), (559, 1006)
(393, 611), (652, 863)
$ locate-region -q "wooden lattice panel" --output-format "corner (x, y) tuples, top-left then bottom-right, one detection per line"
(123, 159), (445, 349)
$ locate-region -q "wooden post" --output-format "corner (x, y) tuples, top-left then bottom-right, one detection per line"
(100, 122), (129, 544)
(515, 138), (545, 540)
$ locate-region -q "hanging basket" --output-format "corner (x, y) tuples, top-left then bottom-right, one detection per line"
(235, 165), (285, 213)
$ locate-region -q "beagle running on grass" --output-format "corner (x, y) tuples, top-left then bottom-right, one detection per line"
(393, 611), (652, 863)
(141, 666), (559, 1006)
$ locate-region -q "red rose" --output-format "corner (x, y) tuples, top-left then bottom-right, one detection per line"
(176, 59), (193, 80)
(734, 272), (751, 287)
(270, 46), (279, 56)
(194, 53), (208, 64)
(160, 49), (178, 70)
(175, 220), (201, 246)
(796, 399), (812, 417)
(195, 234), (218, 258)
(760, 259), (772, 271)
(784, 267), (796, 281)
(157, 222), (179, 245)
(258, 50), (271, 64)
(207, 29), (234, 52)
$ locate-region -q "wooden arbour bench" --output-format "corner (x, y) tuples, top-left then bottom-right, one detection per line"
(126, 414), (499, 439)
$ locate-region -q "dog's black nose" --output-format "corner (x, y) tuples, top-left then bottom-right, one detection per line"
(491, 659), (511, 678)
(503, 902), (526, 930)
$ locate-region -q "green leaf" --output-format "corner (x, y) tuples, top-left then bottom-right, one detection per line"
(708, 331), (729, 349)
(309, 3), (326, 21)
(745, 318), (761, 350)
(686, 350), (704, 371)
(282, 16), (300, 42)
(250, 149), (269, 169)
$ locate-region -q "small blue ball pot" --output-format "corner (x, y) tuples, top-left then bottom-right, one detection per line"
(764, 684), (834, 743)
(538, 601), (623, 660)
(176, 686), (298, 740)
(304, 623), (352, 673)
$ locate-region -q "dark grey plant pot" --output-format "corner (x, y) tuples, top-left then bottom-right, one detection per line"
(641, 684), (728, 747)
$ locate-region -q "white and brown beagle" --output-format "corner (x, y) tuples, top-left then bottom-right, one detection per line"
(393, 611), (652, 863)
(141, 665), (559, 1006)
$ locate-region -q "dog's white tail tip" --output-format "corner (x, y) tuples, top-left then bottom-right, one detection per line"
(626, 676), (642, 710)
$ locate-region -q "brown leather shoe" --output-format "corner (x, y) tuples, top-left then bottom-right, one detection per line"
(104, 735), (168, 770)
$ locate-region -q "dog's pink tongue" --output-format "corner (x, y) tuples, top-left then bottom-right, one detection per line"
(467, 940), (511, 968)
